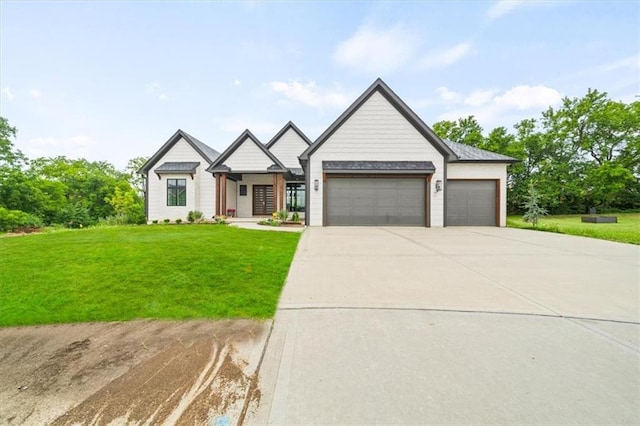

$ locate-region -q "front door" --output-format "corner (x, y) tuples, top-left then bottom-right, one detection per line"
(253, 185), (274, 216)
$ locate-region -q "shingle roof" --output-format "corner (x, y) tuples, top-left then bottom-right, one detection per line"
(154, 162), (200, 173)
(442, 140), (518, 163)
(323, 160), (436, 173)
(182, 131), (220, 163)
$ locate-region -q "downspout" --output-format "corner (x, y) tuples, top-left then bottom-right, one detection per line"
(143, 172), (149, 223)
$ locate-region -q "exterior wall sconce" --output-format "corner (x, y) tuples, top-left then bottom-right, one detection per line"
(435, 180), (442, 192)
(314, 179), (319, 191)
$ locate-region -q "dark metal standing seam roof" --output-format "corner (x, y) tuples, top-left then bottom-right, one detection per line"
(154, 162), (200, 173)
(323, 160), (436, 173)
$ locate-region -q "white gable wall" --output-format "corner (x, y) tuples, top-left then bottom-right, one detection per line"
(147, 137), (215, 221)
(225, 138), (275, 171)
(447, 162), (508, 226)
(268, 128), (309, 168)
(307, 91), (446, 226)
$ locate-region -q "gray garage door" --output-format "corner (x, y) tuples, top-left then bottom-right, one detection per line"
(326, 177), (425, 226)
(446, 180), (496, 226)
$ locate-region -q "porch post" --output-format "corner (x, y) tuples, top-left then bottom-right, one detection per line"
(272, 173), (278, 213)
(221, 173), (227, 216)
(279, 173), (286, 212)
(214, 173), (221, 216)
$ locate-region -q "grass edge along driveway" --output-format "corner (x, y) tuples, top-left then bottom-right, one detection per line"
(507, 212), (640, 245)
(0, 225), (301, 326)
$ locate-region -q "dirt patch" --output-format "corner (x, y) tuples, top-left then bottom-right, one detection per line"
(0, 319), (270, 425)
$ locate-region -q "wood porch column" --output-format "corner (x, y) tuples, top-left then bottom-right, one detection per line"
(214, 173), (221, 216)
(221, 173), (227, 216)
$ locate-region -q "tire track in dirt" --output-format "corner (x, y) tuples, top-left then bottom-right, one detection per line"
(0, 319), (270, 425)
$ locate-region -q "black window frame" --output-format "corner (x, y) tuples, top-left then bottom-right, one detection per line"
(167, 178), (187, 206)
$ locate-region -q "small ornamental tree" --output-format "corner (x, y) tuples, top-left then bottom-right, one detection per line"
(522, 184), (548, 228)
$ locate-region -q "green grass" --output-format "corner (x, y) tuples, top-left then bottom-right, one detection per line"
(0, 225), (301, 326)
(507, 213), (640, 245)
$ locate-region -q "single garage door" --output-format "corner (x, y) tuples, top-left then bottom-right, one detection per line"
(446, 180), (497, 226)
(326, 177), (425, 226)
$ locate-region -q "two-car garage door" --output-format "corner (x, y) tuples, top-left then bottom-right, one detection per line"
(326, 177), (426, 226)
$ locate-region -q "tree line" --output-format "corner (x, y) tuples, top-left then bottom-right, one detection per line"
(0, 117), (146, 232)
(433, 89), (640, 214)
(1, 88), (638, 231)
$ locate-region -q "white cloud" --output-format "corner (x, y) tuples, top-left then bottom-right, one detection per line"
(334, 24), (420, 73)
(435, 86), (460, 103)
(2, 87), (15, 101)
(145, 82), (168, 100)
(486, 0), (525, 20)
(270, 80), (349, 109)
(433, 84), (564, 129)
(234, 79), (241, 86)
(464, 89), (497, 106)
(420, 42), (472, 69)
(30, 89), (42, 98)
(494, 85), (563, 109)
(599, 55), (640, 73)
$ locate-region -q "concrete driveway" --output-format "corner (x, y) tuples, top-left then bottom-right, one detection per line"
(248, 227), (640, 424)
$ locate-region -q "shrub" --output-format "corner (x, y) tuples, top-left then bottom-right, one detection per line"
(291, 212), (300, 222)
(163, 218), (170, 224)
(0, 207), (44, 233)
(258, 218), (280, 227)
(213, 215), (228, 225)
(175, 218), (183, 224)
(58, 203), (94, 228)
(151, 220), (158, 224)
(187, 210), (204, 223)
(97, 213), (129, 227)
(277, 210), (288, 221)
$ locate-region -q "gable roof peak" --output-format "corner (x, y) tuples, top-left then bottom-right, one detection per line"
(207, 128), (286, 171)
(299, 78), (456, 161)
(265, 121), (312, 149)
(139, 129), (219, 174)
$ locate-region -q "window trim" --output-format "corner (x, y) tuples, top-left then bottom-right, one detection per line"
(167, 178), (187, 206)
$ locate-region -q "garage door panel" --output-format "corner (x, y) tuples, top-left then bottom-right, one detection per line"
(327, 177), (425, 226)
(446, 180), (496, 226)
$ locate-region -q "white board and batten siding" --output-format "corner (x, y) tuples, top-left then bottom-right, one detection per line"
(147, 137), (216, 222)
(307, 91), (446, 226)
(224, 138), (275, 171)
(268, 128), (309, 168)
(447, 163), (508, 226)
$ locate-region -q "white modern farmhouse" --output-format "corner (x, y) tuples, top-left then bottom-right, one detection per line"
(140, 79), (517, 227)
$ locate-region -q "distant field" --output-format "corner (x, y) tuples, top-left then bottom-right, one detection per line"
(507, 213), (640, 245)
(0, 225), (301, 326)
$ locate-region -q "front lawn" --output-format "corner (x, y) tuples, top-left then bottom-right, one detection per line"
(507, 213), (640, 245)
(0, 225), (301, 326)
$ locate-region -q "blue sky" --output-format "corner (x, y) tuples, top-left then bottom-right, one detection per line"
(1, 1), (638, 169)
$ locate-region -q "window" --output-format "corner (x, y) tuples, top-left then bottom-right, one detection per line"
(167, 179), (186, 206)
(239, 184), (247, 196)
(286, 183), (305, 212)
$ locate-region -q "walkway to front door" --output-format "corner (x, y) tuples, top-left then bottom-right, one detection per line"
(253, 185), (274, 216)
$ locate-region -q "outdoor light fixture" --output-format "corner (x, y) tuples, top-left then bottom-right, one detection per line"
(435, 180), (442, 192)
(314, 179), (319, 191)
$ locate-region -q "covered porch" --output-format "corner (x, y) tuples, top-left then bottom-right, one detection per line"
(212, 168), (305, 219)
